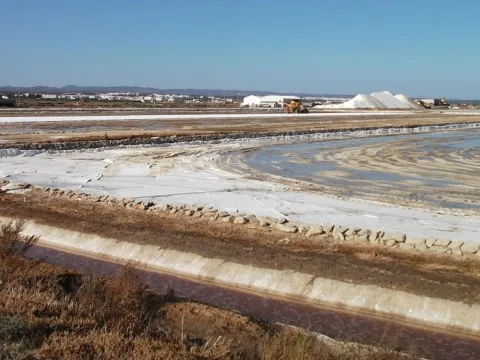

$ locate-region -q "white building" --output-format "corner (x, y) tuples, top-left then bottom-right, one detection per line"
(42, 94), (58, 99)
(259, 95), (300, 107)
(241, 95), (261, 107)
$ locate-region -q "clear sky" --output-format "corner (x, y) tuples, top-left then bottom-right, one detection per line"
(2, 0), (479, 98)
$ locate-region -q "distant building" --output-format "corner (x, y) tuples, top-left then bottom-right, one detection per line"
(242, 94), (301, 107)
(41, 94), (58, 99)
(260, 95), (300, 107)
(241, 95), (261, 107)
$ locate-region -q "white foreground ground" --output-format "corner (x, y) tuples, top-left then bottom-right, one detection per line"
(1, 142), (479, 243)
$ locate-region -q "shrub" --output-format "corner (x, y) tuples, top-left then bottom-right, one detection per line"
(0, 220), (39, 258)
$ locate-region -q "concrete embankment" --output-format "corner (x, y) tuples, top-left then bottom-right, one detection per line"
(3, 216), (479, 335)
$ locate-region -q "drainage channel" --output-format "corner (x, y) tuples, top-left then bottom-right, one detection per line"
(27, 245), (480, 360)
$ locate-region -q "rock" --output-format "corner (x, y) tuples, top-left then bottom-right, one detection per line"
(170, 208), (178, 214)
(369, 231), (383, 242)
(246, 214), (257, 222)
(335, 226), (349, 234)
(383, 232), (406, 243)
(275, 223), (298, 233)
(233, 216), (247, 224)
(297, 226), (308, 234)
(305, 227), (324, 238)
(357, 229), (372, 237)
(451, 248), (463, 256)
(217, 211), (230, 217)
(192, 212), (202, 218)
(344, 234), (355, 242)
(415, 243), (428, 252)
(460, 242), (480, 254)
(323, 224), (335, 233)
(311, 233), (329, 242)
(344, 228), (355, 236)
(201, 207), (216, 214)
(405, 237), (425, 246)
(398, 243), (414, 251)
(136, 203), (146, 210)
(186, 205), (203, 212)
(383, 240), (396, 247)
(428, 246), (449, 254)
(211, 213), (220, 221)
(222, 216), (234, 223)
(154, 203), (171, 212)
(332, 232), (345, 241)
(258, 219), (270, 227)
(448, 241), (464, 249)
(425, 237), (437, 247)
(184, 210), (194, 216)
(277, 218), (288, 224)
(434, 238), (451, 247)
(355, 235), (370, 243)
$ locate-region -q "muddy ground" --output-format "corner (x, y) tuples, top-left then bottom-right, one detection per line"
(2, 112), (479, 144)
(1, 192), (479, 306)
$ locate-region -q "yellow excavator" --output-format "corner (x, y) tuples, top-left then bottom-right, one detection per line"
(284, 99), (309, 114)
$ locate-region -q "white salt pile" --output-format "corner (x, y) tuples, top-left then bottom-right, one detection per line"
(316, 91), (422, 110)
(394, 94), (423, 109)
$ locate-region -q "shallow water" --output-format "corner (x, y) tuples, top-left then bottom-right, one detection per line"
(245, 129), (480, 210)
(27, 245), (480, 360)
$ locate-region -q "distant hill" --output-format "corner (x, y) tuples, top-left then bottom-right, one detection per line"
(0, 85), (353, 98)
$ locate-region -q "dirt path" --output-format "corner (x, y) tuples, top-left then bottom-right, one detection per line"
(1, 192), (479, 305)
(2, 112), (479, 144)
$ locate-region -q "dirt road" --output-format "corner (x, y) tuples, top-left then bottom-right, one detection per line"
(2, 111), (479, 144)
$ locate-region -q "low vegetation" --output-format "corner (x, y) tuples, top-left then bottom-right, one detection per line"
(0, 220), (420, 359)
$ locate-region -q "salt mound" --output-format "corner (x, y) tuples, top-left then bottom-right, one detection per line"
(315, 91), (420, 110)
(394, 94), (423, 109)
(371, 91), (411, 109)
(318, 94), (384, 109)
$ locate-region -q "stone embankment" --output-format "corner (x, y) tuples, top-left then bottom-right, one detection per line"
(2, 180), (479, 258)
(1, 121), (479, 151)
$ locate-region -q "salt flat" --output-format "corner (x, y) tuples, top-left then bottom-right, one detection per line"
(1, 141), (479, 243)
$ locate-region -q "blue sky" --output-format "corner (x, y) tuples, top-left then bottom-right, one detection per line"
(2, 0), (479, 98)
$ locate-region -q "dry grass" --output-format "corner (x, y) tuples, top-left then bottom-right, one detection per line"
(0, 220), (421, 359)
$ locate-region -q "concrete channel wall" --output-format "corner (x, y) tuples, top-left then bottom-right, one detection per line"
(1, 215), (479, 335)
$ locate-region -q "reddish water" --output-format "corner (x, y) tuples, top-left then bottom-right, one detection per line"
(27, 245), (480, 360)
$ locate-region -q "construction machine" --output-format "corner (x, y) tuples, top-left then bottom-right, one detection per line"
(284, 99), (309, 114)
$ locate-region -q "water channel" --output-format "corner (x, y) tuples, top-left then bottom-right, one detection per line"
(27, 245), (480, 360)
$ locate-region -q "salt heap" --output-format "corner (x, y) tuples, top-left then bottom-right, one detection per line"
(393, 94), (423, 109)
(316, 91), (422, 110)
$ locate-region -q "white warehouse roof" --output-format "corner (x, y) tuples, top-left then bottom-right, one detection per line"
(260, 95), (301, 103)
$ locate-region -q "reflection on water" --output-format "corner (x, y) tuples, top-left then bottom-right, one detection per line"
(27, 245), (480, 360)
